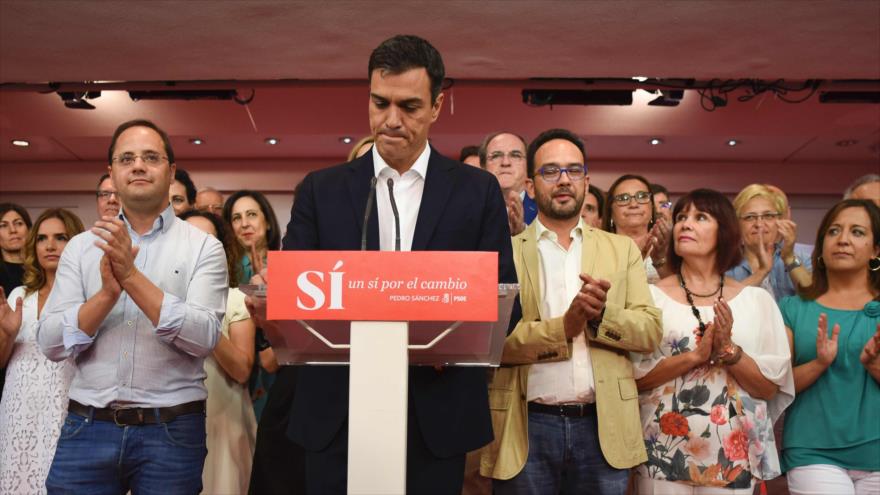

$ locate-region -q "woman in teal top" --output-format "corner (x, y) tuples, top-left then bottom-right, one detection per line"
(780, 199), (880, 495)
(223, 190), (282, 420)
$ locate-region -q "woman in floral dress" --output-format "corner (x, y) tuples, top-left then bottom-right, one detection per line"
(631, 189), (794, 494)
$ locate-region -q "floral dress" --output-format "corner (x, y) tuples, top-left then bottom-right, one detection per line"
(632, 286), (795, 489)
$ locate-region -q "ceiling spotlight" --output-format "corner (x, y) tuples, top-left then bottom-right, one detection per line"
(648, 90), (684, 107)
(727, 139), (739, 147)
(57, 91), (100, 110)
(11, 139), (30, 147)
(632, 76), (649, 82)
(340, 136), (353, 144)
(649, 138), (662, 146)
(190, 138), (203, 145)
(265, 137), (279, 145)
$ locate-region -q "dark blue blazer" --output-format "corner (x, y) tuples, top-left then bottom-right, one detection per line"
(282, 147), (517, 457)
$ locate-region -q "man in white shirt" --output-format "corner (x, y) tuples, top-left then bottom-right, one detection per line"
(481, 128), (662, 494)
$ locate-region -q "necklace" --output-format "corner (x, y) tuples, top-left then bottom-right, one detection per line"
(678, 272), (724, 336)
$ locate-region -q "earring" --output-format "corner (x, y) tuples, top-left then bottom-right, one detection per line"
(870, 256), (880, 272)
(817, 255), (825, 269)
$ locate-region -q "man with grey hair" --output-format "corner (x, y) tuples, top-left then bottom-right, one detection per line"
(844, 174), (880, 207)
(195, 187), (224, 215)
(479, 131), (538, 235)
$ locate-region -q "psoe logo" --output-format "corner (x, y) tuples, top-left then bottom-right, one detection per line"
(296, 261), (345, 310)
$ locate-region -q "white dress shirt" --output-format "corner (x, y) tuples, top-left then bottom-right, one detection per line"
(527, 218), (596, 404)
(37, 206), (227, 408)
(372, 144), (430, 252)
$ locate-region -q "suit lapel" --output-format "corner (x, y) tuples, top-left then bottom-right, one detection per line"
(520, 223), (543, 319)
(582, 227), (598, 278)
(346, 155), (380, 250)
(412, 148), (455, 251)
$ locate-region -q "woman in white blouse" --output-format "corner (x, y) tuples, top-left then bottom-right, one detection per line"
(0, 208), (83, 494)
(631, 189), (794, 494)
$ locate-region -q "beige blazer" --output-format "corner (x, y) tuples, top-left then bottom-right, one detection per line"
(481, 223), (663, 479)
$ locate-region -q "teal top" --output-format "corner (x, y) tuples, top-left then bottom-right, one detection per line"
(779, 296), (880, 472)
(239, 255), (254, 286)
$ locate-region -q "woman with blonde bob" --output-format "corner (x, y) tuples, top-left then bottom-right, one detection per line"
(0, 208), (84, 493)
(727, 184), (812, 301)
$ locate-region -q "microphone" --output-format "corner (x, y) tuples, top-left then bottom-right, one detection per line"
(387, 178), (401, 251)
(361, 176), (378, 250)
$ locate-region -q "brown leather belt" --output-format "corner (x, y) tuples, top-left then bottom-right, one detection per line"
(68, 400), (205, 426)
(528, 401), (596, 417)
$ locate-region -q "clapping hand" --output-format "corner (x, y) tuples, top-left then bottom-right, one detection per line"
(777, 219), (799, 260)
(692, 322), (715, 364)
(860, 323), (880, 373)
(92, 218), (139, 284)
(249, 245), (267, 285)
(506, 191), (525, 236)
(745, 230), (774, 276)
(0, 287), (23, 340)
(563, 274), (610, 339)
(816, 313), (840, 367)
(711, 297), (735, 357)
(650, 217), (671, 261)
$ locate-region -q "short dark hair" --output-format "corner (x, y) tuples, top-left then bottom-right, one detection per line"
(96, 173), (111, 191)
(667, 189), (742, 275)
(801, 199), (880, 300)
(650, 183), (669, 197)
(526, 128), (586, 178)
(0, 203), (32, 229)
(179, 210), (242, 287)
(368, 35), (445, 103)
(478, 132), (528, 168)
(107, 119), (175, 166)
(458, 145), (479, 163)
(223, 190), (281, 251)
(174, 169), (197, 205)
(588, 184), (605, 219)
(602, 174), (656, 233)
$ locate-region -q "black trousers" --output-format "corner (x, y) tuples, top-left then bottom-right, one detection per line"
(304, 408), (466, 495)
(249, 366), (307, 494)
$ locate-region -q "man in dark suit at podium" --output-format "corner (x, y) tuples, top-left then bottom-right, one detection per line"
(281, 34), (516, 494)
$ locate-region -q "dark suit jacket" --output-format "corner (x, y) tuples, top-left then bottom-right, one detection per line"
(282, 147), (517, 458)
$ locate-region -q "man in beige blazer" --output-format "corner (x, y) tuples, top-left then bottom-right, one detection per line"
(481, 128), (663, 494)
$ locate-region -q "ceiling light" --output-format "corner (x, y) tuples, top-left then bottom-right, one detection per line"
(340, 136), (353, 144)
(190, 138), (203, 145)
(727, 139), (739, 147)
(265, 137), (279, 145)
(57, 91), (100, 110)
(649, 138), (662, 146)
(648, 90), (684, 107)
(632, 76), (649, 82)
(11, 139), (30, 147)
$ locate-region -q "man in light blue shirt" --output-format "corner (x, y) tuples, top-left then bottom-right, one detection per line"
(37, 119), (227, 494)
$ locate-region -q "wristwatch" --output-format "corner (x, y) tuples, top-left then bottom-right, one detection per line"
(784, 257), (802, 273)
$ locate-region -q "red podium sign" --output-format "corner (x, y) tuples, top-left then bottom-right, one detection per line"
(266, 251), (498, 321)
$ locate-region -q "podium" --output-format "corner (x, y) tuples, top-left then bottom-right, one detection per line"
(242, 251), (518, 495)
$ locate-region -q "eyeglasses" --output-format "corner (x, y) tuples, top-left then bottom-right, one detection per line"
(112, 152), (168, 167)
(740, 212), (781, 223)
(614, 191), (651, 205)
(534, 165), (586, 183)
(96, 191), (118, 200)
(487, 151), (525, 163)
(658, 201), (673, 210)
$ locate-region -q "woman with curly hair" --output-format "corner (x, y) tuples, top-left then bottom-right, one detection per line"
(780, 199), (880, 494)
(631, 189), (794, 494)
(0, 208), (83, 493)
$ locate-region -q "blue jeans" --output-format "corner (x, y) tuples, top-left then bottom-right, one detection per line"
(46, 410), (207, 495)
(494, 410), (629, 495)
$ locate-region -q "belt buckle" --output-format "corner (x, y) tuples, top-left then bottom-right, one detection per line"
(113, 408), (144, 426)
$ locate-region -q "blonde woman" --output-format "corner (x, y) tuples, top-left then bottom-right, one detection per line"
(0, 208), (83, 493)
(727, 184), (812, 301)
